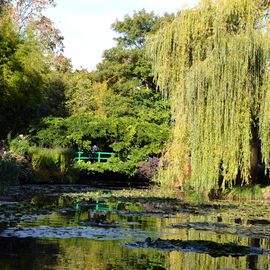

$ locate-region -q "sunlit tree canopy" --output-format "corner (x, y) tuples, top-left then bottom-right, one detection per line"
(147, 0), (270, 190)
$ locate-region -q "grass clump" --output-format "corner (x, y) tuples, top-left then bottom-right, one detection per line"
(28, 147), (76, 183)
(223, 185), (263, 201)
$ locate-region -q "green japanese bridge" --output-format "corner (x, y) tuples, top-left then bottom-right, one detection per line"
(75, 151), (114, 162)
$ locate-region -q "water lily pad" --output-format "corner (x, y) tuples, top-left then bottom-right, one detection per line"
(169, 222), (270, 240)
(0, 226), (158, 241)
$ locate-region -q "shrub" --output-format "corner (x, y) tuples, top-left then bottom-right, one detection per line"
(137, 156), (159, 180)
(9, 135), (30, 156)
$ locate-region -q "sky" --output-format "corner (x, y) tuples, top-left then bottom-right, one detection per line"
(46, 0), (199, 71)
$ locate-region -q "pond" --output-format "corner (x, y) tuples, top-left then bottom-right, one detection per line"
(0, 185), (270, 270)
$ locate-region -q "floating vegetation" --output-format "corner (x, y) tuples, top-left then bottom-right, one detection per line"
(125, 238), (269, 257)
(169, 221), (270, 240)
(1, 185), (270, 269)
(0, 226), (157, 241)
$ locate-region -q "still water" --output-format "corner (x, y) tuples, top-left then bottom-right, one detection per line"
(0, 185), (270, 270)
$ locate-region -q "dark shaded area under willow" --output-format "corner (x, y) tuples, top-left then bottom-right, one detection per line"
(147, 0), (270, 190)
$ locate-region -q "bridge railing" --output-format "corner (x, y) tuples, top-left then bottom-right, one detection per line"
(75, 151), (114, 162)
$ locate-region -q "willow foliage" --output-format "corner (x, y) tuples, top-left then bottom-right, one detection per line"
(147, 0), (270, 190)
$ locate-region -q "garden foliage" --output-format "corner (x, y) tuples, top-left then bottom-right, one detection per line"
(148, 0), (270, 190)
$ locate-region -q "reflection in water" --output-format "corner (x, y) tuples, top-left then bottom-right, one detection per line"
(0, 238), (60, 270)
(55, 239), (167, 270)
(0, 237), (167, 270)
(0, 189), (270, 269)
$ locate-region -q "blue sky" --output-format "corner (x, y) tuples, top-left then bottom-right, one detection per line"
(46, 0), (198, 71)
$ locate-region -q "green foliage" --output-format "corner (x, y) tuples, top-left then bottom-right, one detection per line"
(9, 136), (30, 155)
(30, 117), (68, 147)
(0, 8), (172, 181)
(112, 9), (157, 48)
(93, 10), (172, 124)
(29, 10), (172, 179)
(64, 69), (96, 115)
(0, 16), (47, 137)
(40, 71), (67, 117)
(225, 185), (262, 201)
(0, 12), (69, 139)
(50, 115), (167, 151)
(148, 0), (270, 190)
(30, 114), (169, 177)
(74, 157), (138, 177)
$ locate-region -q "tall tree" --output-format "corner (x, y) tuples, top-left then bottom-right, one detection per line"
(96, 10), (174, 92)
(9, 0), (55, 29)
(148, 0), (270, 190)
(0, 0), (68, 139)
(112, 9), (157, 49)
(0, 17), (47, 137)
(92, 10), (172, 124)
(3, 0), (64, 53)
(65, 70), (97, 115)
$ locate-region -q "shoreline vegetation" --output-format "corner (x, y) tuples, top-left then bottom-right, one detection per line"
(2, 145), (270, 202)
(1, 1), (270, 197)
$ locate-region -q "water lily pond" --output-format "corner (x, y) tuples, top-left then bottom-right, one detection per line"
(1, 185), (270, 270)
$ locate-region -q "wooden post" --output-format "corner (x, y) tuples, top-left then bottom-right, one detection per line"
(78, 152), (81, 161)
(98, 152), (101, 162)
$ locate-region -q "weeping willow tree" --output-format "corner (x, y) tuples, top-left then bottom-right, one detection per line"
(147, 0), (270, 190)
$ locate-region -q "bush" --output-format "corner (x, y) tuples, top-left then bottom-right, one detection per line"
(137, 157), (159, 180)
(9, 135), (30, 156)
(74, 156), (139, 177)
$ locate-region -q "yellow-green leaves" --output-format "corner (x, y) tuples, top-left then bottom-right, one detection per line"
(148, 0), (270, 190)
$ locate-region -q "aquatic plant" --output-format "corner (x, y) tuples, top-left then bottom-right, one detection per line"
(147, 0), (270, 190)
